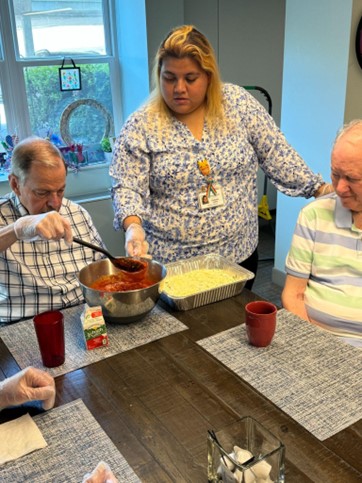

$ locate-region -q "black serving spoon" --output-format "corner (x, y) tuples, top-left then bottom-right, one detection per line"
(73, 237), (147, 274)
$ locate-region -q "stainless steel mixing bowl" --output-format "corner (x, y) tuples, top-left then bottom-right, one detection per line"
(78, 258), (167, 324)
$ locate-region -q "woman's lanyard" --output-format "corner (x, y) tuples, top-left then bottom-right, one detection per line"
(197, 159), (224, 210)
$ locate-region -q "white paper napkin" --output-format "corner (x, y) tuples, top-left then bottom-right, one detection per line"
(0, 413), (47, 465)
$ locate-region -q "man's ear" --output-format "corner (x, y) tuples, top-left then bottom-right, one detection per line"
(9, 174), (21, 196)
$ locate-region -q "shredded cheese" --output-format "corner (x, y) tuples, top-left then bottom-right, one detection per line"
(161, 268), (246, 297)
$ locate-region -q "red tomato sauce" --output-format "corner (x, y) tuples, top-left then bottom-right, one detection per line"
(90, 273), (156, 292)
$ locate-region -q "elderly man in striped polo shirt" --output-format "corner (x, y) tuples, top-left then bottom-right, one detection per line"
(282, 120), (362, 347)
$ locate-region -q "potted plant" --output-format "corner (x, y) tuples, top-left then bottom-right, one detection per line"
(100, 137), (112, 162)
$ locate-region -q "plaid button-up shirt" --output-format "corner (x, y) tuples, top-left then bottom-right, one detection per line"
(0, 192), (105, 323)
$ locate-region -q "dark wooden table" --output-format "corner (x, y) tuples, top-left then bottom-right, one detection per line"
(0, 290), (361, 482)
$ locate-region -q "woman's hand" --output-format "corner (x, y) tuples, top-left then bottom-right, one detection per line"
(314, 183), (334, 198)
(125, 223), (150, 257)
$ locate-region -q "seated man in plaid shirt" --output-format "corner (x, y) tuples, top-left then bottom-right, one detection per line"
(0, 137), (105, 323)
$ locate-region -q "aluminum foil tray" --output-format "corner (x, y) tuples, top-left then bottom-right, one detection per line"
(160, 253), (254, 311)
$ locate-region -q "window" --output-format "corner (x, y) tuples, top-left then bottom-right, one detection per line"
(0, 33), (7, 138)
(0, 85), (6, 139)
(0, 0), (118, 164)
(13, 0), (107, 58)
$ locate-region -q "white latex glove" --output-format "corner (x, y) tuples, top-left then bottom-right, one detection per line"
(0, 367), (56, 411)
(125, 222), (150, 257)
(82, 461), (119, 483)
(14, 211), (73, 245)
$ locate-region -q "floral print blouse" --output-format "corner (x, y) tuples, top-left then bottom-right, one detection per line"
(110, 83), (324, 265)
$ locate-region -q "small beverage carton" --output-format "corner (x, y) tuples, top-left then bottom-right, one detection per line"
(81, 305), (109, 350)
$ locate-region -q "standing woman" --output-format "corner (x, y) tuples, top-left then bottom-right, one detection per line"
(110, 25), (330, 288)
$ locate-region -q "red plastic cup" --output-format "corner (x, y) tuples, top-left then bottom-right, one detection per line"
(33, 310), (65, 368)
(245, 301), (277, 347)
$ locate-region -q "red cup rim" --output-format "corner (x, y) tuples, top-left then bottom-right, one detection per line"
(33, 310), (64, 325)
(245, 301), (277, 315)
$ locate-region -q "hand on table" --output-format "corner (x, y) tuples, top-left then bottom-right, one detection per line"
(82, 461), (119, 483)
(14, 211), (73, 245)
(125, 223), (150, 258)
(0, 367), (56, 410)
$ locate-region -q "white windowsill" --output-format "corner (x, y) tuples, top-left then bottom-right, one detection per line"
(0, 162), (112, 202)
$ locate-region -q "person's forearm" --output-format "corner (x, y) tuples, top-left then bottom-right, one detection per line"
(281, 293), (309, 321)
(0, 224), (18, 252)
(122, 216), (142, 231)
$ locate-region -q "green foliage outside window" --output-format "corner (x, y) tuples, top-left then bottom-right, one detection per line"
(24, 64), (113, 146)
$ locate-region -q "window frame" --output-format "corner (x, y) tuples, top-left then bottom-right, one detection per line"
(0, 0), (121, 141)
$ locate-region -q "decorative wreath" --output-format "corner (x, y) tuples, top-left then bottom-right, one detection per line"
(60, 98), (114, 146)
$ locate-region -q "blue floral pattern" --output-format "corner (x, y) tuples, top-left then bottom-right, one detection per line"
(110, 84), (324, 264)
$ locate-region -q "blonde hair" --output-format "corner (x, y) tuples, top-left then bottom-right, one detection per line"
(147, 25), (224, 127)
(11, 137), (66, 183)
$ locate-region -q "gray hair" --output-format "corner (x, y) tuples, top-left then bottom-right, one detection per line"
(10, 136), (66, 183)
(332, 119), (362, 150)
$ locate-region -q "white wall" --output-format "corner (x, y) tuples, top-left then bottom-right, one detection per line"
(115, 0), (150, 124)
(273, 0), (353, 285)
(146, 0), (185, 72)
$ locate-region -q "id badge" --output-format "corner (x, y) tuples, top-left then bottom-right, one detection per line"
(198, 184), (225, 210)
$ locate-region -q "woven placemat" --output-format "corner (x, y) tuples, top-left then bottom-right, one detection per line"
(0, 399), (140, 482)
(198, 309), (362, 441)
(0, 304), (187, 377)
